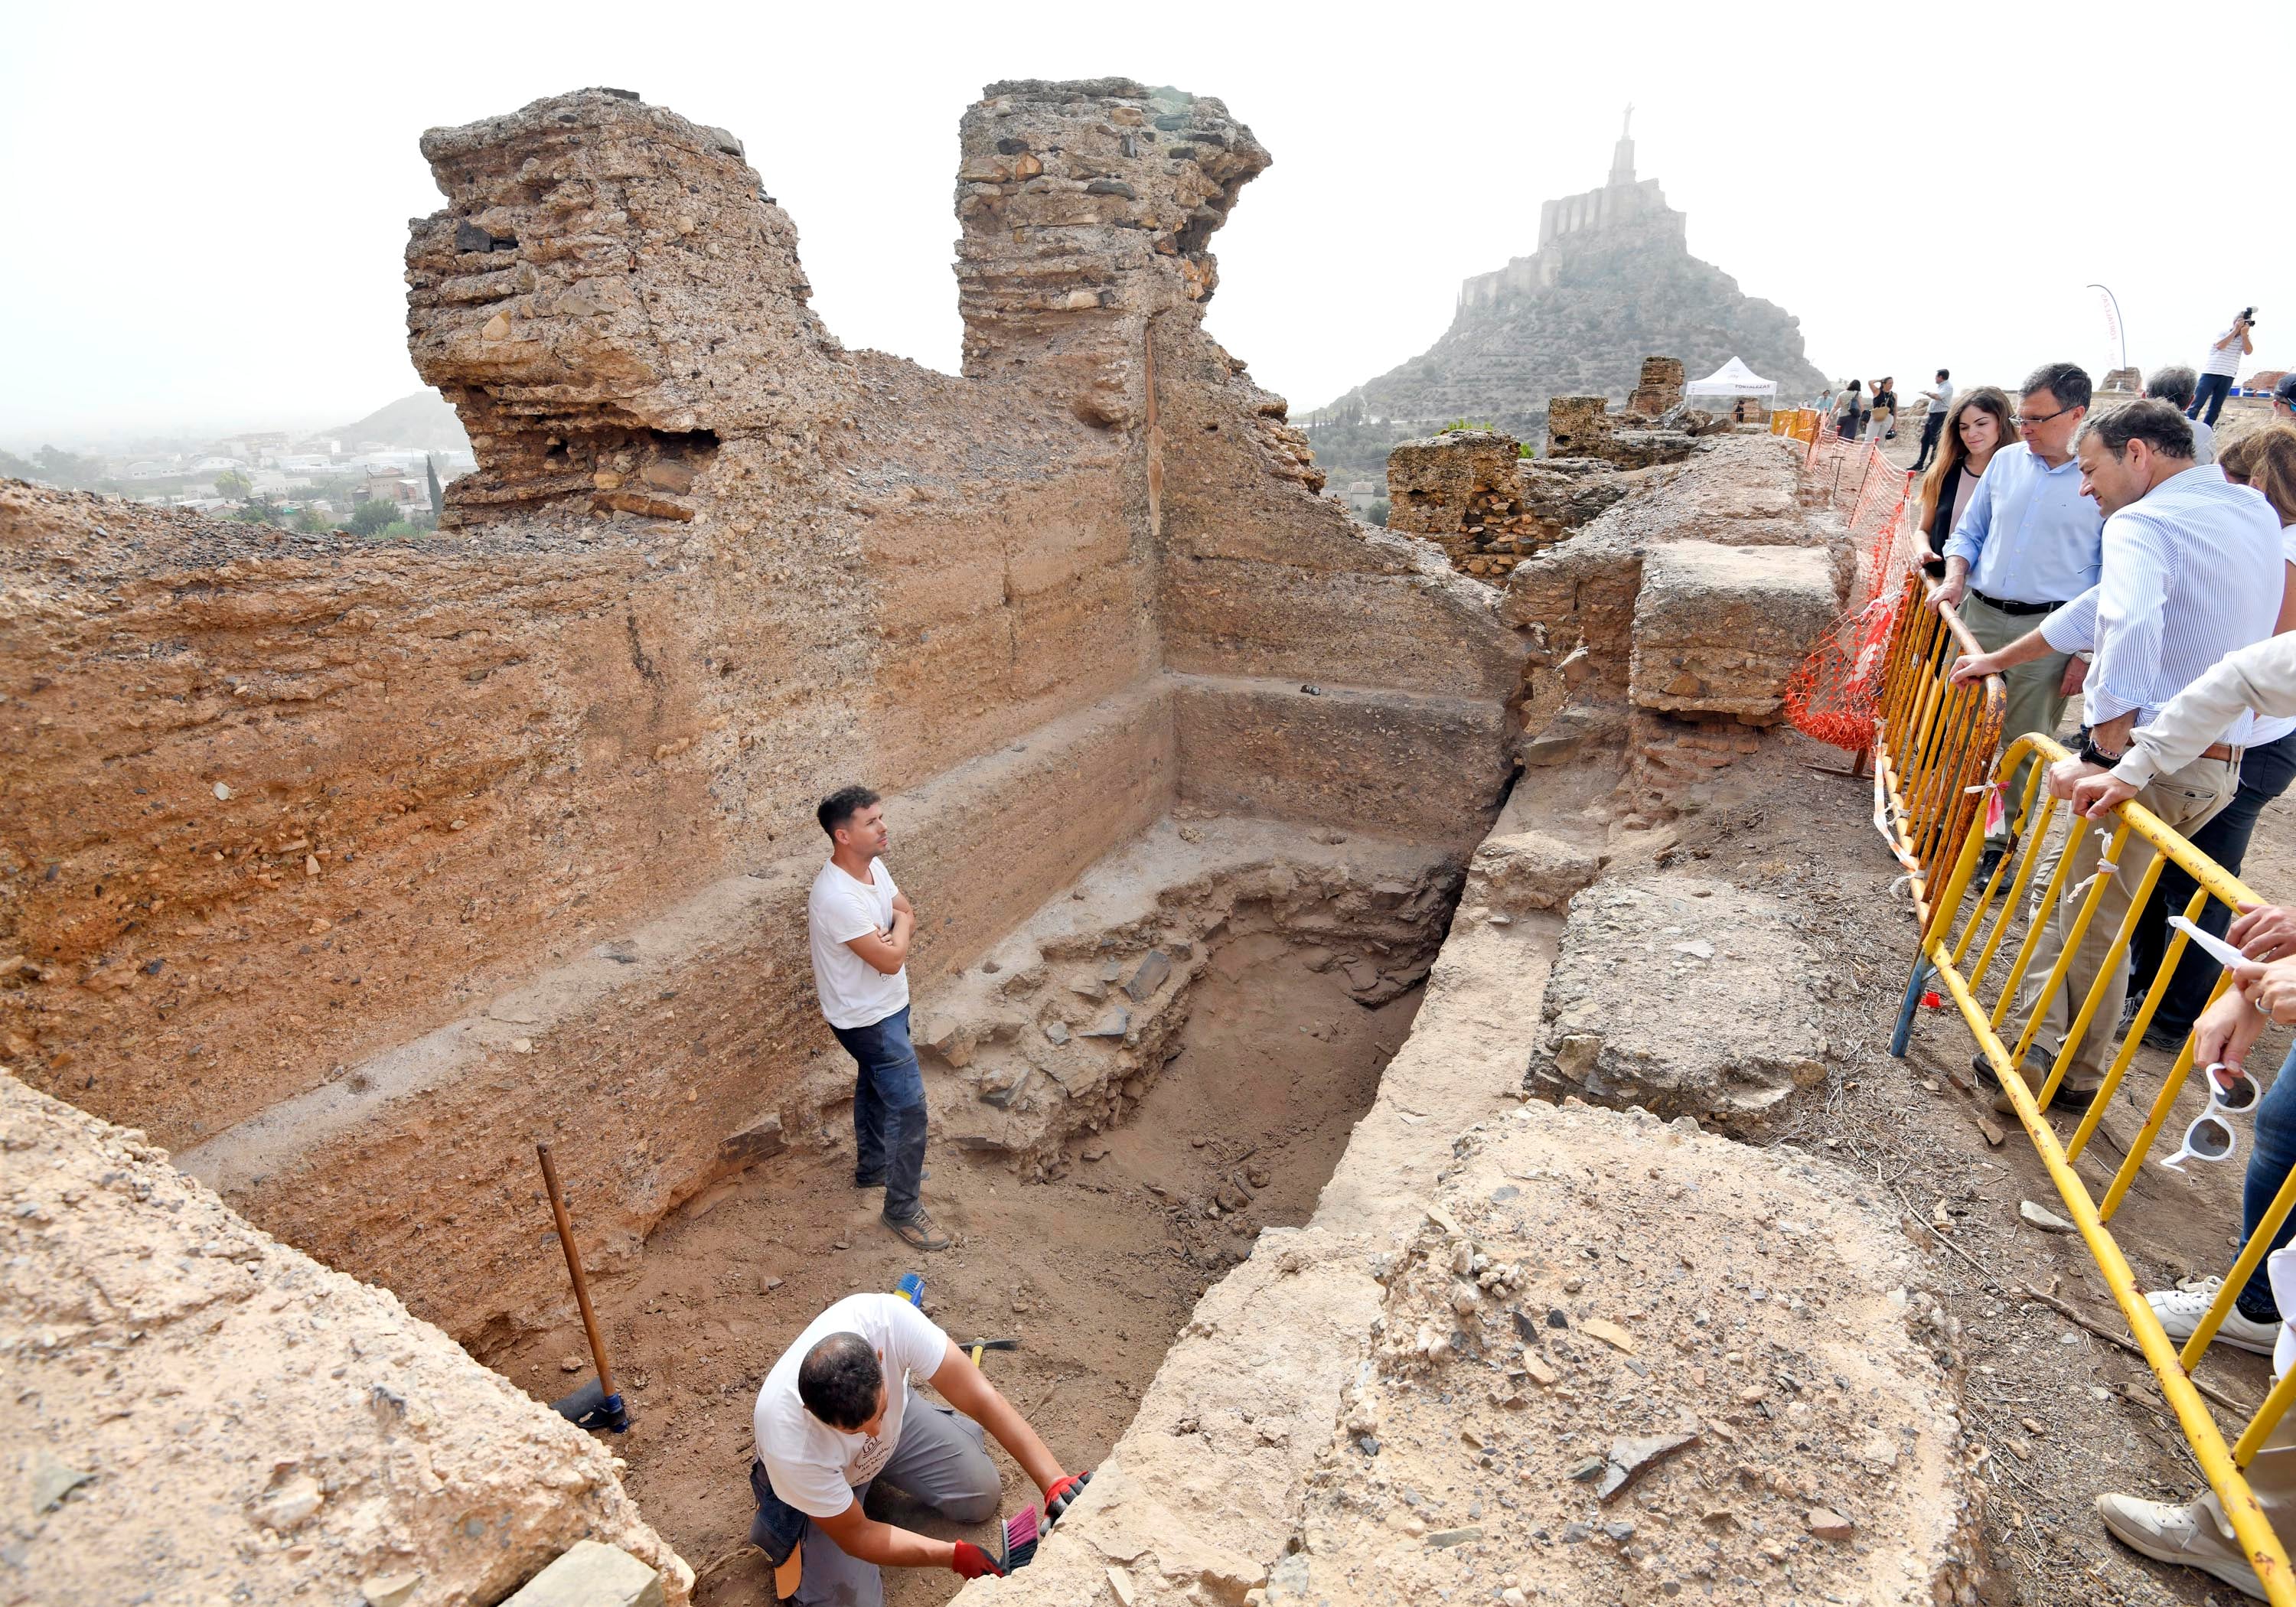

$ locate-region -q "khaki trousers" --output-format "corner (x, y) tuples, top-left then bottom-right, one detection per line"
(1959, 594), (2073, 836)
(2009, 755), (2237, 1092)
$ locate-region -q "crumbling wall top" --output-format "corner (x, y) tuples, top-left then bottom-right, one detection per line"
(406, 87), (849, 523)
(956, 81), (1270, 427)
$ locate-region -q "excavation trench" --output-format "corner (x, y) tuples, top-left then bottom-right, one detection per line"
(478, 823), (1459, 1605)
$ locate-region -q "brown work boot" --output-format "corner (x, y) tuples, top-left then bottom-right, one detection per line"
(1978, 1053), (2095, 1114)
(883, 1208), (951, 1252)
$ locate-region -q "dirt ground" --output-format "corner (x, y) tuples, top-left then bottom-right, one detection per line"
(1733, 725), (2296, 1607)
(485, 930), (1422, 1605)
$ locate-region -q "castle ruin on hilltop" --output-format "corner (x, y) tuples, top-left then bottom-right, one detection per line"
(1306, 113), (1827, 484)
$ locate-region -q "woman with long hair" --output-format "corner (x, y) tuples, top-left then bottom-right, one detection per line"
(1915, 386), (2014, 572)
(2224, 424), (2296, 530)
(1835, 378), (1863, 440)
(2122, 424), (2296, 1051)
(1869, 376), (1896, 443)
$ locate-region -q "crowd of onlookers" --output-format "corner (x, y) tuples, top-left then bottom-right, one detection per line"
(1877, 311), (2296, 1598)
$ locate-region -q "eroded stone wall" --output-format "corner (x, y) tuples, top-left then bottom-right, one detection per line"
(0, 81), (1527, 1338)
(1504, 436), (1851, 818)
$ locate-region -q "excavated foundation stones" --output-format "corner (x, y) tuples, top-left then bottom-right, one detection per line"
(909, 818), (1461, 1170)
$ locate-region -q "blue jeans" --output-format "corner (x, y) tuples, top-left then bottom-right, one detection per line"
(2128, 732), (2296, 1037)
(2240, 1038), (2296, 1322)
(2189, 371), (2234, 428)
(830, 1005), (928, 1221)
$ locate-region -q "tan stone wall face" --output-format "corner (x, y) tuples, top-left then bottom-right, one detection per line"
(2, 81), (1528, 1338)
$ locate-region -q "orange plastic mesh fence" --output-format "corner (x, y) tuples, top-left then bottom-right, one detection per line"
(1783, 438), (1918, 752)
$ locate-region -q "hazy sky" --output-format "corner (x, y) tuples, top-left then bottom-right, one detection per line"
(5, 3), (2289, 445)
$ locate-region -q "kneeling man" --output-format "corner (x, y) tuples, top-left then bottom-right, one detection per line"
(749, 1289), (1092, 1602)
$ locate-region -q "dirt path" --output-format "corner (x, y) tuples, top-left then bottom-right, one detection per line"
(486, 934), (1421, 1605)
(1729, 731), (2296, 1606)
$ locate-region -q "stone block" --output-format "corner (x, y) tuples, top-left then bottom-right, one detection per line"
(502, 1541), (667, 1607)
(716, 1112), (785, 1172)
(914, 1015), (977, 1069)
(1466, 830), (1603, 913)
(1545, 396), (1613, 458)
(1529, 875), (1825, 1132)
(1081, 1007), (1130, 1039)
(1628, 541), (1838, 724)
(1123, 950), (1172, 1002)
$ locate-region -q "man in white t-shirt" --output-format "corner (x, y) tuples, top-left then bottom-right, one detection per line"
(2190, 309), (2254, 428)
(748, 1291), (1094, 1603)
(1911, 368), (1954, 471)
(808, 786), (942, 1250)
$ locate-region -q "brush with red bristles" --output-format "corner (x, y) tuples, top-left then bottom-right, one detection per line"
(996, 1505), (1040, 1573)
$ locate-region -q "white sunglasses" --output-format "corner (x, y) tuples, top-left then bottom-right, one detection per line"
(2160, 1063), (2263, 1171)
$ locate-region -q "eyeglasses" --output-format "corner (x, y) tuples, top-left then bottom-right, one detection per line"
(2159, 1061), (2263, 1171)
(2014, 407), (2070, 430)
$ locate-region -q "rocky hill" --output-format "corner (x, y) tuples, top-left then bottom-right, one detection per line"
(328, 388), (471, 452)
(1306, 122), (1826, 487)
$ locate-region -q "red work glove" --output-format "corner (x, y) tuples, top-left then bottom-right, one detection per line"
(1045, 1469), (1093, 1525)
(950, 1541), (1005, 1579)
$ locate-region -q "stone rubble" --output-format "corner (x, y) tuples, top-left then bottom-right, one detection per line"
(0, 1071), (690, 1606)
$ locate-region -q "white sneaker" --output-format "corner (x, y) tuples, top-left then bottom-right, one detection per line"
(2146, 1279), (2281, 1355)
(2096, 1492), (2265, 1600)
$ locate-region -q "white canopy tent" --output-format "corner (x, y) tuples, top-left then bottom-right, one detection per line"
(1682, 356), (1778, 400)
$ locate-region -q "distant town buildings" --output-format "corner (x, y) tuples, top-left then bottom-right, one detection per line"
(1, 427), (476, 526)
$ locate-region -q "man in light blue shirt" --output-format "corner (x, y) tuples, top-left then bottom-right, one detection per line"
(1932, 361), (2105, 836)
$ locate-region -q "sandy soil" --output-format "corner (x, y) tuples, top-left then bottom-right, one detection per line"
(485, 931), (1422, 1605)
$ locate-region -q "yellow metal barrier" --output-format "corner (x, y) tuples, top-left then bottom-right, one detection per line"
(1877, 588), (2296, 1602)
(1870, 569), (2004, 937)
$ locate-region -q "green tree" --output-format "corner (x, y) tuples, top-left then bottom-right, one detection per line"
(34, 445), (105, 488)
(214, 469), (253, 501)
(292, 506), (332, 533)
(1365, 497), (1390, 528)
(1, 445), (104, 489)
(348, 500), (398, 536)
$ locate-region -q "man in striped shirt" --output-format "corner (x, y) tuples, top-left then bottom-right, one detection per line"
(1948, 399), (2282, 1110)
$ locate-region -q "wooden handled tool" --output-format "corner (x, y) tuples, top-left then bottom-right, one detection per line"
(538, 1141), (628, 1432)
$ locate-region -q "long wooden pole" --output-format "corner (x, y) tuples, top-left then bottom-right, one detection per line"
(536, 1141), (616, 1400)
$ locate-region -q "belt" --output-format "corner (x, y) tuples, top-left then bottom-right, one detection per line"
(1970, 590), (2060, 618)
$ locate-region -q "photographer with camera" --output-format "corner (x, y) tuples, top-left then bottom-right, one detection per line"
(2193, 309), (2256, 428)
